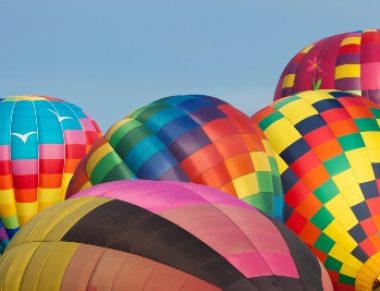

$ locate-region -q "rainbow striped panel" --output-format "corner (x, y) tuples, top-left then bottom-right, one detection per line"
(274, 29), (380, 105)
(67, 95), (284, 220)
(0, 95), (102, 252)
(0, 180), (333, 290)
(253, 90), (380, 291)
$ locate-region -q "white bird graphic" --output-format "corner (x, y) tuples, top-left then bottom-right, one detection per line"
(48, 109), (72, 122)
(11, 132), (37, 144)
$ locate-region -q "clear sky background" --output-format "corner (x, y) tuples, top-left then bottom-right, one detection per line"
(1, 0), (380, 131)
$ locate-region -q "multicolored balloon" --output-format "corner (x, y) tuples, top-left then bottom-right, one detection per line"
(253, 90), (380, 290)
(67, 95), (284, 220)
(274, 29), (380, 105)
(0, 95), (101, 252)
(0, 180), (333, 290)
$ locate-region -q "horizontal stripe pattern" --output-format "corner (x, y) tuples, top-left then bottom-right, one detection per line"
(0, 95), (102, 252)
(274, 29), (380, 106)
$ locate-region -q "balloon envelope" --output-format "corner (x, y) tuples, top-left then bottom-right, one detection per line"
(67, 95), (284, 220)
(0, 95), (101, 252)
(0, 180), (332, 291)
(274, 29), (380, 105)
(253, 90), (380, 290)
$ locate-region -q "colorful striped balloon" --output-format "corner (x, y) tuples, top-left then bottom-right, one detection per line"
(0, 180), (333, 290)
(253, 90), (380, 291)
(274, 29), (380, 105)
(67, 95), (284, 220)
(0, 95), (101, 252)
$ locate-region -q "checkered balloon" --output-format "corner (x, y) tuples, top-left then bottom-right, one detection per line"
(253, 90), (380, 291)
(67, 95), (284, 220)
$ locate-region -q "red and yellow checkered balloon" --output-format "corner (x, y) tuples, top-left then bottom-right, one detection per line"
(253, 90), (380, 291)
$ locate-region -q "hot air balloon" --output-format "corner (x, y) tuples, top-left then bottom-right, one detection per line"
(274, 29), (380, 105)
(0, 95), (101, 252)
(0, 180), (333, 290)
(67, 95), (284, 220)
(252, 90), (380, 291)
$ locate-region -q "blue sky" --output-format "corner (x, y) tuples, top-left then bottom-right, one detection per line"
(1, 0), (380, 130)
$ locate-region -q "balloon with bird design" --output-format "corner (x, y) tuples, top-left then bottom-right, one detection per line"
(0, 95), (102, 253)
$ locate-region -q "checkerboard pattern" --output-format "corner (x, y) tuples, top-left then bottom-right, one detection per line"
(274, 29), (380, 106)
(253, 90), (380, 290)
(0, 96), (101, 252)
(67, 95), (284, 220)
